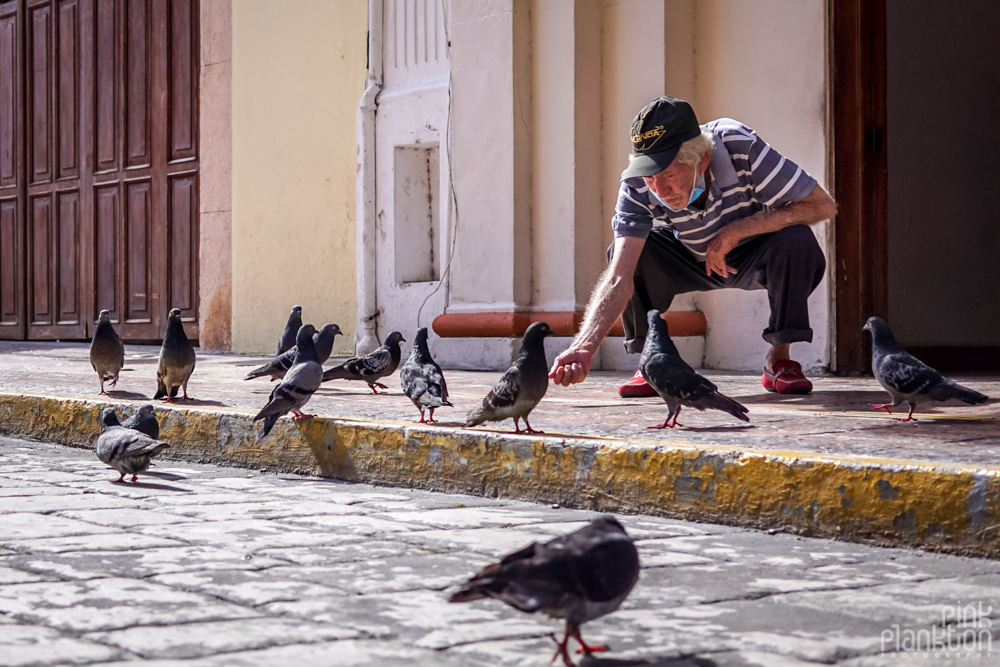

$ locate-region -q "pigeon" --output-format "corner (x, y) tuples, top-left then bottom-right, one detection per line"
(464, 321), (554, 434)
(154, 308), (197, 402)
(449, 516), (639, 667)
(276, 305), (303, 355)
(640, 310), (749, 428)
(89, 310), (125, 395)
(864, 316), (988, 421)
(122, 404), (159, 440)
(400, 327), (452, 423)
(253, 324), (323, 441)
(321, 331), (405, 394)
(245, 323), (343, 382)
(96, 407), (170, 483)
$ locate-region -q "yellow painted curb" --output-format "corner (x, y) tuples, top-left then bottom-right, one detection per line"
(1, 390), (998, 558)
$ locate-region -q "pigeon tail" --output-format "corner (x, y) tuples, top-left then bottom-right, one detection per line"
(928, 381), (988, 405)
(697, 392), (751, 422)
(256, 414), (280, 442)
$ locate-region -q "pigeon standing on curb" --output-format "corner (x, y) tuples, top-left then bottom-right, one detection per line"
(96, 407), (170, 483)
(89, 310), (125, 395)
(864, 316), (988, 421)
(276, 305), (303, 355)
(122, 404), (160, 440)
(465, 321), (554, 434)
(449, 516), (640, 667)
(254, 324), (323, 441)
(245, 323), (343, 382)
(400, 327), (452, 423)
(322, 331), (405, 394)
(640, 310), (749, 428)
(154, 308), (197, 403)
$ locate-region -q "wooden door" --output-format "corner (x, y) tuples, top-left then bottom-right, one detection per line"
(0, 0), (198, 342)
(0, 0), (24, 339)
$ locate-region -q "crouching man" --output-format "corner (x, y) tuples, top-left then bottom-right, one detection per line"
(549, 96), (836, 395)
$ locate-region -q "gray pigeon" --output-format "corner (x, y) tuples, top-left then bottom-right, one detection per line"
(864, 316), (988, 421)
(89, 310), (125, 395)
(640, 310), (749, 428)
(450, 516), (639, 667)
(276, 305), (303, 355)
(154, 308), (197, 402)
(254, 324), (323, 441)
(400, 327), (452, 423)
(122, 404), (159, 440)
(245, 323), (342, 382)
(465, 321), (554, 434)
(96, 407), (170, 483)
(322, 331), (405, 394)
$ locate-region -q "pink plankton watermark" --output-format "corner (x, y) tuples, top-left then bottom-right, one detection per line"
(880, 601), (993, 659)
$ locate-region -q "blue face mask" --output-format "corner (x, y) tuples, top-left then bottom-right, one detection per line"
(650, 169), (706, 212)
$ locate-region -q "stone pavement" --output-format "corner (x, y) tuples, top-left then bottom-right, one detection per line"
(2, 435), (999, 667)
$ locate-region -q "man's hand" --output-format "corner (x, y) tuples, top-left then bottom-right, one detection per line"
(549, 348), (594, 386)
(704, 228), (740, 278)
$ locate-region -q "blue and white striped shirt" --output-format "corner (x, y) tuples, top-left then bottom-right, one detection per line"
(612, 118), (818, 260)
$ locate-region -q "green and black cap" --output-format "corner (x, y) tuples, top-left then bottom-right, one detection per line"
(621, 96), (701, 180)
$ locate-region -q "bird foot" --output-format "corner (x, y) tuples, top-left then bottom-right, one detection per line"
(648, 420), (673, 429)
(871, 403), (893, 413)
(292, 411), (314, 419)
(99, 389), (108, 396)
(111, 379), (118, 387)
(369, 387), (385, 395)
(163, 397), (174, 404)
(374, 382), (388, 389)
(130, 474), (139, 483)
(572, 632), (608, 655)
(549, 634), (575, 667)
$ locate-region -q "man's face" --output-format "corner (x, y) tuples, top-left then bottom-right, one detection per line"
(642, 150), (710, 208)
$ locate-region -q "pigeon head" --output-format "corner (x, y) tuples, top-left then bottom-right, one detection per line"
(523, 321), (555, 342)
(100, 407), (121, 431)
(413, 327), (429, 346)
(168, 308), (182, 322)
(295, 323), (318, 348)
(409, 327), (433, 361)
(320, 323), (343, 339)
(643, 310), (681, 359)
(591, 515), (628, 535)
(385, 331), (406, 347)
(292, 305), (302, 314)
(98, 309), (111, 323)
(863, 316), (901, 351)
(137, 404), (155, 418)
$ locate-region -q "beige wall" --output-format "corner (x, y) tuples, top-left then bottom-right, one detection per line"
(199, 0), (232, 350)
(231, 1), (367, 354)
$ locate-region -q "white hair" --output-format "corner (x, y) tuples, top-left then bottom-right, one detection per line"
(674, 129), (714, 168)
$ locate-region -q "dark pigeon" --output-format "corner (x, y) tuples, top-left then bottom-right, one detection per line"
(449, 516), (639, 667)
(864, 316), (988, 421)
(245, 323), (343, 382)
(640, 310), (749, 428)
(89, 310), (125, 395)
(400, 327), (452, 423)
(464, 321), (554, 434)
(96, 407), (169, 483)
(322, 331), (405, 394)
(154, 308), (197, 402)
(276, 305), (303, 355)
(122, 404), (159, 440)
(254, 324), (323, 441)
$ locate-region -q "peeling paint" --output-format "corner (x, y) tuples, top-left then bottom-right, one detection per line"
(1, 390), (999, 558)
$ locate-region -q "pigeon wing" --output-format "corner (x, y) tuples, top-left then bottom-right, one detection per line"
(877, 352), (943, 397)
(484, 365), (521, 410)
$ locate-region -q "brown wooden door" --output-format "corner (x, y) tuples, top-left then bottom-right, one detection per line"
(0, 0), (25, 339)
(0, 0), (198, 342)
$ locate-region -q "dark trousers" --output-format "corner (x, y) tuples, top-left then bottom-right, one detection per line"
(615, 225), (826, 353)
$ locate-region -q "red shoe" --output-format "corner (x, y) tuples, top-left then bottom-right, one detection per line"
(618, 369), (658, 398)
(762, 359), (813, 394)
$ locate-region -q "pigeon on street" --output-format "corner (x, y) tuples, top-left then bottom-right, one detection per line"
(864, 316), (988, 421)
(96, 407), (170, 483)
(464, 321), (554, 434)
(254, 324), (323, 441)
(89, 310), (125, 395)
(154, 308), (197, 402)
(321, 331), (405, 394)
(276, 305), (303, 355)
(449, 516), (640, 667)
(245, 323), (343, 382)
(400, 327), (452, 423)
(122, 404), (160, 440)
(640, 310), (749, 428)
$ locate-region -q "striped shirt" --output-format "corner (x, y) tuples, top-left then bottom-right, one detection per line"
(612, 118), (817, 260)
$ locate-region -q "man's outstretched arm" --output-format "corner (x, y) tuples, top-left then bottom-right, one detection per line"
(549, 236), (646, 386)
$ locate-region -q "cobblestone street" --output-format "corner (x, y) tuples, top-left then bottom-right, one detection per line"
(0, 437), (998, 666)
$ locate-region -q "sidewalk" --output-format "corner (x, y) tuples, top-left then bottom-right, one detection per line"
(0, 341), (998, 557)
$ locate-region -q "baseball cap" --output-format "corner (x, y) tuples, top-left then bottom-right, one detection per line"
(621, 96), (701, 180)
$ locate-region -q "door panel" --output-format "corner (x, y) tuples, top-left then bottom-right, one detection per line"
(29, 194), (50, 322)
(56, 188), (80, 322)
(27, 3), (51, 185)
(124, 0), (149, 169)
(168, 172), (195, 317)
(94, 183), (117, 315)
(56, 0), (79, 180)
(0, 1), (23, 339)
(124, 178), (150, 322)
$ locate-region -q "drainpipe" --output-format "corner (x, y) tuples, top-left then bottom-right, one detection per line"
(355, 0), (383, 356)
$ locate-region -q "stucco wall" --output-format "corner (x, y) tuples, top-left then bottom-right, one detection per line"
(231, 1), (367, 354)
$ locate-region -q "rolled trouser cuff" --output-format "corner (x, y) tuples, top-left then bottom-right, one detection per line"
(624, 337), (645, 354)
(762, 328), (813, 346)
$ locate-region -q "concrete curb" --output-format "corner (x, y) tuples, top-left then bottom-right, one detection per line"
(1, 390), (998, 558)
